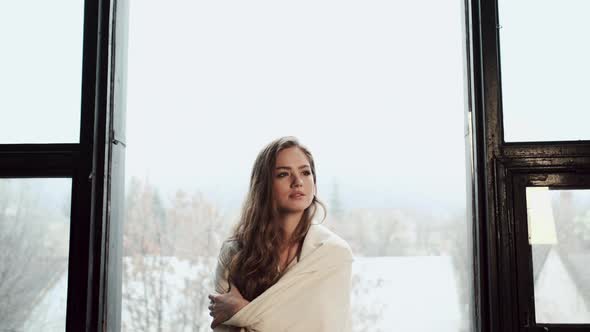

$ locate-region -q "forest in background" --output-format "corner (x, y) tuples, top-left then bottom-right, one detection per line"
(1, 178), (589, 331)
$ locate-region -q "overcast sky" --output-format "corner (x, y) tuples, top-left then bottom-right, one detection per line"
(499, 0), (590, 142)
(122, 0), (468, 216)
(0, 1), (83, 142)
(3, 1), (587, 216)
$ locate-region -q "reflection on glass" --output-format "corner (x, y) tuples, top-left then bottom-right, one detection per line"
(0, 1), (83, 143)
(499, 0), (590, 142)
(0, 178), (71, 331)
(526, 188), (590, 323)
(526, 187), (557, 245)
(123, 1), (472, 331)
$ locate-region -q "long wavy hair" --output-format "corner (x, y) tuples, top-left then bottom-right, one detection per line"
(227, 136), (326, 301)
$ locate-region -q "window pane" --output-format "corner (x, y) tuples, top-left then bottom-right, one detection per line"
(526, 188), (590, 323)
(499, 0), (590, 142)
(0, 1), (84, 143)
(0, 178), (71, 331)
(124, 1), (472, 331)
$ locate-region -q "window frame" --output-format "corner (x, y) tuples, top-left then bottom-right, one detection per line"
(513, 172), (590, 331)
(467, 0), (590, 331)
(0, 0), (125, 331)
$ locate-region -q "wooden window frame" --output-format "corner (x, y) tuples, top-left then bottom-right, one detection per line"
(467, 0), (590, 331)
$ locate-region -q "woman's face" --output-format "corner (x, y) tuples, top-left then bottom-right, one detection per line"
(272, 147), (315, 215)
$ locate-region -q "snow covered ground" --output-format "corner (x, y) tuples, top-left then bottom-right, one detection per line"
(24, 255), (463, 331)
(351, 256), (462, 332)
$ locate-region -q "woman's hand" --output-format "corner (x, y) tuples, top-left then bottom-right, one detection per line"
(209, 284), (249, 329)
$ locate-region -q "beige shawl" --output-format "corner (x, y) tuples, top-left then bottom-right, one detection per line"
(213, 224), (353, 332)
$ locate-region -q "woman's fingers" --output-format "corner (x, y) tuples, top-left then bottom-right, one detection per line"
(210, 291), (240, 329)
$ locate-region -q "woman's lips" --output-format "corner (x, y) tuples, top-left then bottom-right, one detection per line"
(289, 192), (306, 199)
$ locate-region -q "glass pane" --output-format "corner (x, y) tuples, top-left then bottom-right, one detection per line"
(499, 0), (590, 142)
(123, 1), (472, 331)
(526, 188), (590, 323)
(0, 178), (71, 331)
(0, 1), (84, 143)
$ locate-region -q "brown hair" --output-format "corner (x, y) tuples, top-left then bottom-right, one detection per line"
(227, 136), (326, 301)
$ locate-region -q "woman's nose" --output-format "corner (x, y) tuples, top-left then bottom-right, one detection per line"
(291, 176), (303, 187)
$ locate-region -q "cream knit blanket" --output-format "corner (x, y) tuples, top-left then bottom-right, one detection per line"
(213, 224), (353, 332)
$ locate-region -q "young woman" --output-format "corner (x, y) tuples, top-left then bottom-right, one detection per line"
(208, 137), (353, 332)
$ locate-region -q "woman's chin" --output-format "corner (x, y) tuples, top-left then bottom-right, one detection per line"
(280, 203), (310, 214)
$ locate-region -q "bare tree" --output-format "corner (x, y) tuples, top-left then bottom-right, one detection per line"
(327, 208), (412, 257)
(122, 178), (231, 331)
(0, 180), (67, 331)
(122, 178), (169, 332)
(165, 189), (230, 259)
(171, 257), (215, 332)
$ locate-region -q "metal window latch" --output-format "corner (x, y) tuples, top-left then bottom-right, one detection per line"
(112, 129), (127, 147)
(112, 139), (127, 147)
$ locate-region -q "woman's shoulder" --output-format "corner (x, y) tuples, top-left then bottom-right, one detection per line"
(308, 224), (353, 260)
(218, 238), (240, 266)
(220, 238), (239, 252)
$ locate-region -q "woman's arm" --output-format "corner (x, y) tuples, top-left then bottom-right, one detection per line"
(210, 241), (249, 331)
(214, 243), (232, 294)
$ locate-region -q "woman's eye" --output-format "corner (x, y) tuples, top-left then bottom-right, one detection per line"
(277, 172), (289, 178)
(302, 170), (311, 176)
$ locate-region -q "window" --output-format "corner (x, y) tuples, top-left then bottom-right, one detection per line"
(0, 0), (123, 331)
(498, 0), (590, 142)
(0, 178), (71, 331)
(123, 1), (473, 331)
(0, 1), (84, 143)
(468, 0), (590, 330)
(526, 188), (590, 324)
(11, 0), (590, 331)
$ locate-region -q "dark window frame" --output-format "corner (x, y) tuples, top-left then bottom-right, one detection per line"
(0, 0), (125, 331)
(467, 0), (590, 331)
